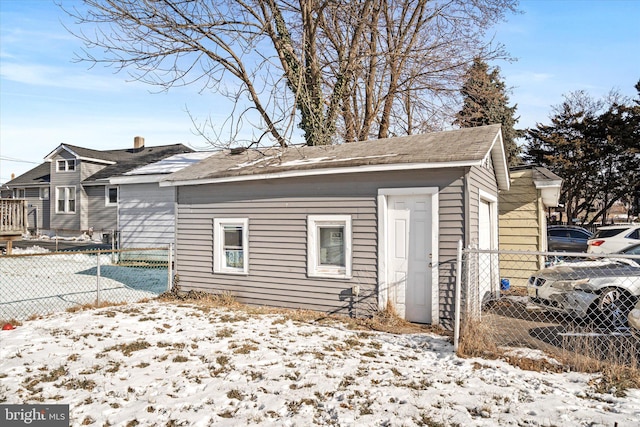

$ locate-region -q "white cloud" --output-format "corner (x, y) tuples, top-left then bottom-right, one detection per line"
(0, 62), (123, 91)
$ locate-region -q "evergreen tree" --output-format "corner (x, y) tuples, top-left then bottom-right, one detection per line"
(454, 58), (523, 167)
(524, 93), (596, 223)
(524, 83), (639, 225)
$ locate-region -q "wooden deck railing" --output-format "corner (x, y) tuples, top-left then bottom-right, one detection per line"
(0, 198), (28, 236)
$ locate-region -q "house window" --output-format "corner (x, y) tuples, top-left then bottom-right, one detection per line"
(106, 186), (118, 206)
(40, 187), (49, 200)
(213, 218), (249, 275)
(307, 215), (352, 279)
(56, 186), (76, 213)
(57, 159), (76, 172)
(12, 189), (25, 199)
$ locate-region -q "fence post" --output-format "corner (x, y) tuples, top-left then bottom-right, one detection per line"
(96, 250), (101, 306)
(453, 239), (463, 353)
(111, 230), (116, 264)
(168, 243), (173, 292)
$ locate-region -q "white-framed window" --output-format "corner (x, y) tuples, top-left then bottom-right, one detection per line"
(40, 187), (50, 200)
(213, 218), (249, 275)
(106, 186), (118, 206)
(307, 215), (352, 279)
(56, 186), (76, 213)
(12, 189), (25, 199)
(57, 159), (76, 172)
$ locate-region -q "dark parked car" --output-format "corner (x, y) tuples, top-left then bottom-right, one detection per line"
(547, 225), (592, 252)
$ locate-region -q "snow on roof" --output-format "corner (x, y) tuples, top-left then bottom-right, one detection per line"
(163, 125), (510, 191)
(124, 152), (215, 176)
(275, 154), (399, 168)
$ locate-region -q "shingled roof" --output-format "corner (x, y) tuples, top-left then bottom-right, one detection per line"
(4, 163), (50, 186)
(6, 143), (193, 186)
(162, 124), (509, 190)
(80, 144), (194, 182)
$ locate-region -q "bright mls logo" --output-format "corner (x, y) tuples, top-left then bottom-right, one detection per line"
(1, 405), (68, 426)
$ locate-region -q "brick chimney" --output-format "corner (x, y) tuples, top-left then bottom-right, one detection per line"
(134, 136), (145, 149)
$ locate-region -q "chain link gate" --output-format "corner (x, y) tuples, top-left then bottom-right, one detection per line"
(0, 246), (172, 321)
(455, 243), (639, 368)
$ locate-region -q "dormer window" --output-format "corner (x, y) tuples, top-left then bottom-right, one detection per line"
(57, 159), (76, 172)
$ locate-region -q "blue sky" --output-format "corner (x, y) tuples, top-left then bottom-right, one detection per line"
(1, 0), (639, 183)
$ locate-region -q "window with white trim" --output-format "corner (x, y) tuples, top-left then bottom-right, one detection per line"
(307, 215), (352, 278)
(106, 186), (118, 206)
(56, 186), (76, 213)
(40, 187), (49, 200)
(57, 159), (76, 172)
(13, 189), (25, 199)
(213, 218), (249, 275)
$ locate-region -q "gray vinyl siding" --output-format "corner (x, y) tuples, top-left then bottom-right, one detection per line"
(24, 187), (50, 231)
(86, 185), (117, 232)
(119, 183), (176, 249)
(436, 176), (466, 328)
(466, 159), (498, 247)
(81, 160), (108, 181)
(49, 153), (81, 231)
(175, 168), (467, 321)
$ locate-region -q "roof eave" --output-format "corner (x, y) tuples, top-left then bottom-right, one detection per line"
(43, 144), (115, 165)
(110, 174), (168, 185)
(78, 156), (116, 165)
(488, 128), (510, 191)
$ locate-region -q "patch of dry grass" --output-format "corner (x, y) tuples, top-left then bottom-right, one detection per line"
(50, 283), (637, 396)
(160, 291), (446, 336)
(66, 301), (126, 314)
(457, 312), (640, 396)
(457, 317), (500, 359)
(104, 340), (152, 356)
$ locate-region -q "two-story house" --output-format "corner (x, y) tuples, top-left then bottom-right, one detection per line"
(5, 137), (193, 239)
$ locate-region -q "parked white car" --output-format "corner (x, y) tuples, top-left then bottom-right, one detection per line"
(629, 300), (640, 340)
(587, 224), (640, 254)
(528, 243), (640, 330)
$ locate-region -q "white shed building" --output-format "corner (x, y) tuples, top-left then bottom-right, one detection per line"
(110, 152), (214, 253)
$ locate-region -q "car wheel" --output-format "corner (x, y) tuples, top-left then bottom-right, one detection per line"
(591, 288), (635, 330)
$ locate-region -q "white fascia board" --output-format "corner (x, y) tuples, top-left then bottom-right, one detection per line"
(533, 179), (563, 189)
(77, 156), (116, 165)
(160, 160), (481, 187)
(110, 174), (167, 185)
(487, 128), (510, 192)
(82, 180), (111, 186)
(5, 183), (48, 188)
(43, 144), (67, 161)
(534, 179), (563, 207)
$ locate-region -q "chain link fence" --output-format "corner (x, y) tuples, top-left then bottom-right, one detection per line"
(456, 246), (639, 368)
(0, 247), (172, 321)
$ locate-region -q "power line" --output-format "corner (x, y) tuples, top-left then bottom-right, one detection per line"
(0, 156), (40, 164)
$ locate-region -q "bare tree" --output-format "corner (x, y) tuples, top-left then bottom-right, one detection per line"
(62, 0), (517, 148)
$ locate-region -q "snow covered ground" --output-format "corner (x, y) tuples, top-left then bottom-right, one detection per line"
(0, 246), (168, 320)
(1, 300), (638, 426)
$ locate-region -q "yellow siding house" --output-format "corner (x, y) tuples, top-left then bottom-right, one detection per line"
(499, 166), (562, 288)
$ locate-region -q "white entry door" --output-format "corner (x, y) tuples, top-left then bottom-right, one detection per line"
(387, 194), (433, 323)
